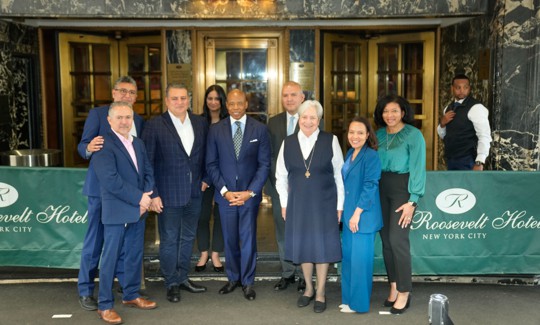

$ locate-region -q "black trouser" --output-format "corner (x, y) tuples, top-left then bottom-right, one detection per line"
(196, 186), (224, 253)
(379, 172), (412, 292)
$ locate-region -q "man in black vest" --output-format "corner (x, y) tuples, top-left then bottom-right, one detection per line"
(437, 74), (492, 170)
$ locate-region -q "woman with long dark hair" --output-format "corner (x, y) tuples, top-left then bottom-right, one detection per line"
(195, 85), (228, 273)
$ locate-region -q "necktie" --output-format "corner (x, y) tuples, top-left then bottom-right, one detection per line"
(287, 116), (295, 136)
(233, 121), (243, 158)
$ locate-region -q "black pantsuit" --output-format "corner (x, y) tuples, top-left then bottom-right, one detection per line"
(197, 186), (224, 253)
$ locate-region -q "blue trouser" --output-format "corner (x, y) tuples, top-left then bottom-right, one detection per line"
(98, 217), (145, 310)
(218, 203), (258, 286)
(341, 230), (376, 313)
(78, 196), (124, 296)
(158, 197), (202, 288)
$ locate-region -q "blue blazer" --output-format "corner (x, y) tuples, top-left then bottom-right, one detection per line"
(92, 130), (154, 225)
(342, 146), (383, 234)
(79, 105), (144, 197)
(206, 116), (271, 207)
(141, 111), (208, 207)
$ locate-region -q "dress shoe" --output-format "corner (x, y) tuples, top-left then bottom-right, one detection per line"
(297, 278), (306, 292)
(274, 276), (295, 291)
(79, 295), (98, 311)
(313, 299), (327, 313)
(242, 285), (256, 301)
(97, 309), (122, 325)
(390, 295), (411, 315)
(122, 297), (157, 310)
(195, 256), (209, 272)
(179, 280), (207, 293)
(219, 281), (240, 294)
(166, 285), (180, 303)
(297, 293), (315, 307)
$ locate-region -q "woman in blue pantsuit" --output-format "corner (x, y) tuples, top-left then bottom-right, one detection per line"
(340, 117), (383, 313)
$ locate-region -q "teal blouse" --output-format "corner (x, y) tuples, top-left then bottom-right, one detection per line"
(375, 123), (426, 203)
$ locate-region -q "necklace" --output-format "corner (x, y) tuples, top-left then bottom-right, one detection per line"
(386, 132), (398, 150)
(303, 145), (315, 178)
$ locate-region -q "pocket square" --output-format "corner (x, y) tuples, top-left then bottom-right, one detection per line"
(249, 139), (259, 143)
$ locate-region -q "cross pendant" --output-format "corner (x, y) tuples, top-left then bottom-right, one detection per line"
(305, 171), (310, 178)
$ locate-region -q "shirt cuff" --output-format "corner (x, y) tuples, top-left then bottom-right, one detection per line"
(220, 186), (229, 196)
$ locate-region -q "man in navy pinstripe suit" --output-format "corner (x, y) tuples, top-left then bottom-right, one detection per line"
(142, 83), (209, 303)
(206, 89), (271, 301)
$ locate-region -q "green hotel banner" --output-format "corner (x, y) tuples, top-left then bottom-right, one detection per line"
(1, 167), (539, 274)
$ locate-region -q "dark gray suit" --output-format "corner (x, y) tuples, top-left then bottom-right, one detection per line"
(265, 112), (302, 279)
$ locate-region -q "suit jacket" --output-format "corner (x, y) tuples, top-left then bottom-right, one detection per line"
(342, 146), (383, 234)
(206, 115), (271, 207)
(92, 130), (154, 225)
(141, 111), (208, 207)
(79, 105), (145, 197)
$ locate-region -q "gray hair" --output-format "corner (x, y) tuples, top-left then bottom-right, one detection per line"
(108, 101), (133, 116)
(298, 100), (323, 119)
(114, 76), (137, 89)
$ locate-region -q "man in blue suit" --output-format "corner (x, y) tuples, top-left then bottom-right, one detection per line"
(92, 101), (157, 325)
(142, 83), (209, 303)
(77, 76), (145, 311)
(206, 89), (271, 301)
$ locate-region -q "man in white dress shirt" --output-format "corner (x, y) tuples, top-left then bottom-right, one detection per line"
(437, 74), (492, 170)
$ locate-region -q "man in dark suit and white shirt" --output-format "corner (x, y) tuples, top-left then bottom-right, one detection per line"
(92, 101), (157, 324)
(206, 89), (271, 301)
(142, 83), (209, 303)
(265, 81), (306, 292)
(77, 76), (145, 311)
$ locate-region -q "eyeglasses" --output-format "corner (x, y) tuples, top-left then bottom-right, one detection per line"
(114, 88), (137, 96)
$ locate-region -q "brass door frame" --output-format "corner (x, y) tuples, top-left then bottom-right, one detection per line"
(368, 31), (436, 169)
(194, 30), (285, 117)
(58, 33), (119, 167)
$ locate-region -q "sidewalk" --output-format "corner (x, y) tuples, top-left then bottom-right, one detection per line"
(1, 276), (538, 325)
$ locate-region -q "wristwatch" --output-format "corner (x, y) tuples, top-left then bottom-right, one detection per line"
(249, 191), (256, 198)
(408, 201), (417, 207)
(475, 161), (484, 166)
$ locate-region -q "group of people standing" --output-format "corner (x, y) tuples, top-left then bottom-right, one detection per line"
(76, 72), (490, 323)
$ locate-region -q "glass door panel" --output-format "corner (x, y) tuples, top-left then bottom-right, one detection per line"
(323, 34), (368, 152)
(120, 36), (163, 119)
(59, 33), (118, 167)
(368, 32), (435, 169)
(202, 34), (281, 124)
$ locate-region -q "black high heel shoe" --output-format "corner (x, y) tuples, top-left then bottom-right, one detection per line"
(390, 295), (411, 314)
(383, 298), (396, 307)
(194, 256), (209, 272)
(212, 256), (224, 272)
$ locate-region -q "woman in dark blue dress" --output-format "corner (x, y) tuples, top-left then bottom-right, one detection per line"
(276, 100), (344, 313)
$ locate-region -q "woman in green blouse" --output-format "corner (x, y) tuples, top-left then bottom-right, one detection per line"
(374, 95), (426, 315)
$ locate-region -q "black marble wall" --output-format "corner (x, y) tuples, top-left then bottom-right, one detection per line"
(1, 0), (487, 18)
(491, 0), (539, 171)
(0, 20), (40, 153)
(290, 29), (315, 100)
